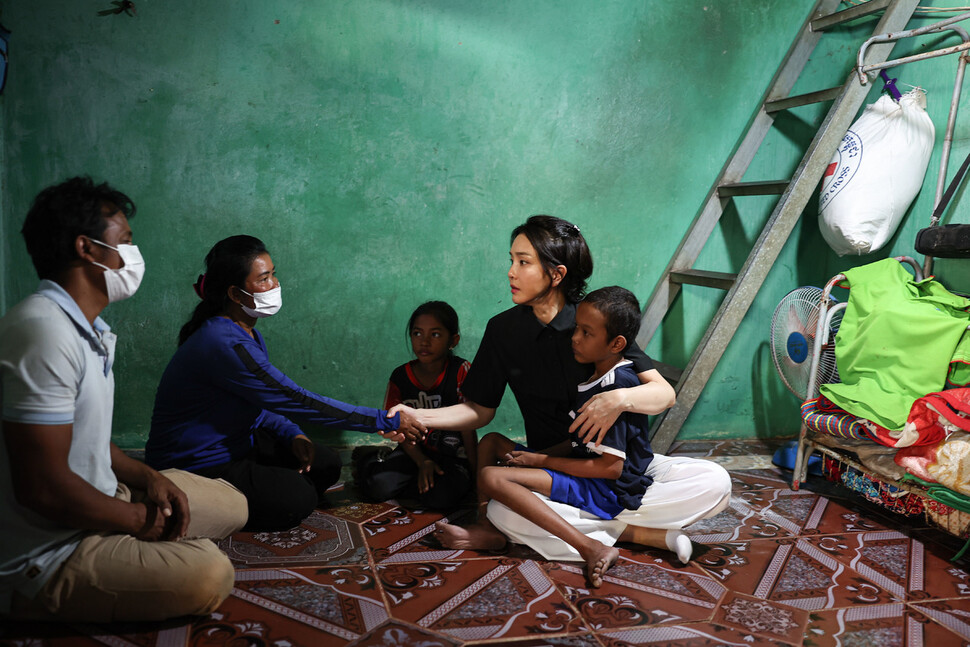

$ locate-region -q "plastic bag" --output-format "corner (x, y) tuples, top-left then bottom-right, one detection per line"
(818, 88), (935, 256)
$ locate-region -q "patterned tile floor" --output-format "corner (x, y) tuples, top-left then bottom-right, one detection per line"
(4, 438), (970, 646)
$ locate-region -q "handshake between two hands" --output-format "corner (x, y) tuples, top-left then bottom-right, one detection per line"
(381, 400), (616, 448)
(383, 404), (425, 444)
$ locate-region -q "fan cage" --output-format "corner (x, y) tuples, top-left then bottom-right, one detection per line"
(770, 286), (841, 401)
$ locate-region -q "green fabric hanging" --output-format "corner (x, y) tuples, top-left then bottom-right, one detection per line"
(820, 259), (970, 430)
(947, 335), (970, 386)
(901, 473), (970, 513)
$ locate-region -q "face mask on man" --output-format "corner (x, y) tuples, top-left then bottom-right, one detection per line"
(238, 285), (282, 318)
(89, 239), (145, 303)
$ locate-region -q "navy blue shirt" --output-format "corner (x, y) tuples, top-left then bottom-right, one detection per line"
(461, 303), (654, 450)
(147, 317), (399, 471)
(569, 360), (654, 510)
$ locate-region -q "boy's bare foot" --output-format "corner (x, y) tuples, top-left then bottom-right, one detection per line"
(586, 544), (619, 588)
(434, 520), (507, 551)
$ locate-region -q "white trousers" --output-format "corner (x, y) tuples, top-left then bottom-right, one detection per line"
(486, 454), (732, 561)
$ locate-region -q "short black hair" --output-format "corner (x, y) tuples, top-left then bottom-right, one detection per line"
(582, 286), (641, 350)
(510, 215), (592, 304)
(21, 176), (136, 280)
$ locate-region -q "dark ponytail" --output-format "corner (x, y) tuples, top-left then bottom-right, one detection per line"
(178, 235), (268, 345)
(511, 215), (592, 303)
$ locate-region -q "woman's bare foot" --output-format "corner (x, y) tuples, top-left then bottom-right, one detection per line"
(434, 520), (507, 551)
(584, 543), (619, 588)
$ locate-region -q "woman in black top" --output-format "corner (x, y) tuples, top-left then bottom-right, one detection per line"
(392, 216), (731, 564)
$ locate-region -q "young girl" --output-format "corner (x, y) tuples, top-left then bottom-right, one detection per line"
(354, 301), (477, 509)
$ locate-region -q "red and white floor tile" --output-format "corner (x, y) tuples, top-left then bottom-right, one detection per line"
(3, 439), (969, 647)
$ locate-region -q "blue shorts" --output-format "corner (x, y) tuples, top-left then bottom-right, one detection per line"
(542, 469), (624, 520)
(512, 444), (624, 520)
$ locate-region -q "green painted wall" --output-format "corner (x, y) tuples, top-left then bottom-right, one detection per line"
(666, 2), (970, 440)
(4, 1), (968, 448)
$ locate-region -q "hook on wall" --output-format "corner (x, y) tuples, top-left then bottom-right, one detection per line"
(98, 1), (136, 17)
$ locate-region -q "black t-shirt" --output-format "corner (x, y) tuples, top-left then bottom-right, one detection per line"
(384, 356), (471, 460)
(461, 303), (654, 450)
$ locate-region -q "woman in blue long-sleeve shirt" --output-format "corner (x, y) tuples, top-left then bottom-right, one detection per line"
(147, 235), (414, 530)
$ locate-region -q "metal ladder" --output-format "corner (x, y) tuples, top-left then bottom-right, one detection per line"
(638, 0), (920, 454)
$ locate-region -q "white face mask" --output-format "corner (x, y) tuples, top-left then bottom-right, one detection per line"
(90, 240), (145, 303)
(239, 285), (282, 318)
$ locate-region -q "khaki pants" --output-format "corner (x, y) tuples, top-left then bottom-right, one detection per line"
(10, 469), (248, 622)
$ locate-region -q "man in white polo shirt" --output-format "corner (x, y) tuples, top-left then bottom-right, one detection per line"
(0, 177), (248, 622)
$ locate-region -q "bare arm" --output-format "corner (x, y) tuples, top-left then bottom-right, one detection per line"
(461, 429), (479, 476)
(388, 400), (495, 434)
(399, 441), (444, 494)
(570, 368), (675, 446)
(505, 449), (623, 480)
(4, 421), (183, 540)
(400, 440), (431, 466)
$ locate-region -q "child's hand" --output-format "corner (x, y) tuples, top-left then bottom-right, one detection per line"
(418, 459), (444, 493)
(503, 450), (542, 467)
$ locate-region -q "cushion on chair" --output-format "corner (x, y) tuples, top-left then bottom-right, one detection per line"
(801, 397), (871, 440)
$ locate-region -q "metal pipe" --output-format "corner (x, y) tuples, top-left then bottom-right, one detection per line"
(932, 54), (967, 220)
(895, 254), (923, 280)
(855, 14), (970, 276)
(857, 14), (970, 84)
(860, 41), (970, 82)
(924, 50), (970, 276)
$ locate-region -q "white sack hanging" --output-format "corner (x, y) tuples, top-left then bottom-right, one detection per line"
(818, 88), (935, 256)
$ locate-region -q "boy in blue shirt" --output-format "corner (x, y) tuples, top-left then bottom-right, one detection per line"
(437, 286), (685, 587)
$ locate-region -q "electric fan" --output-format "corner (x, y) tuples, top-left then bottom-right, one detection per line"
(769, 286), (841, 401)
